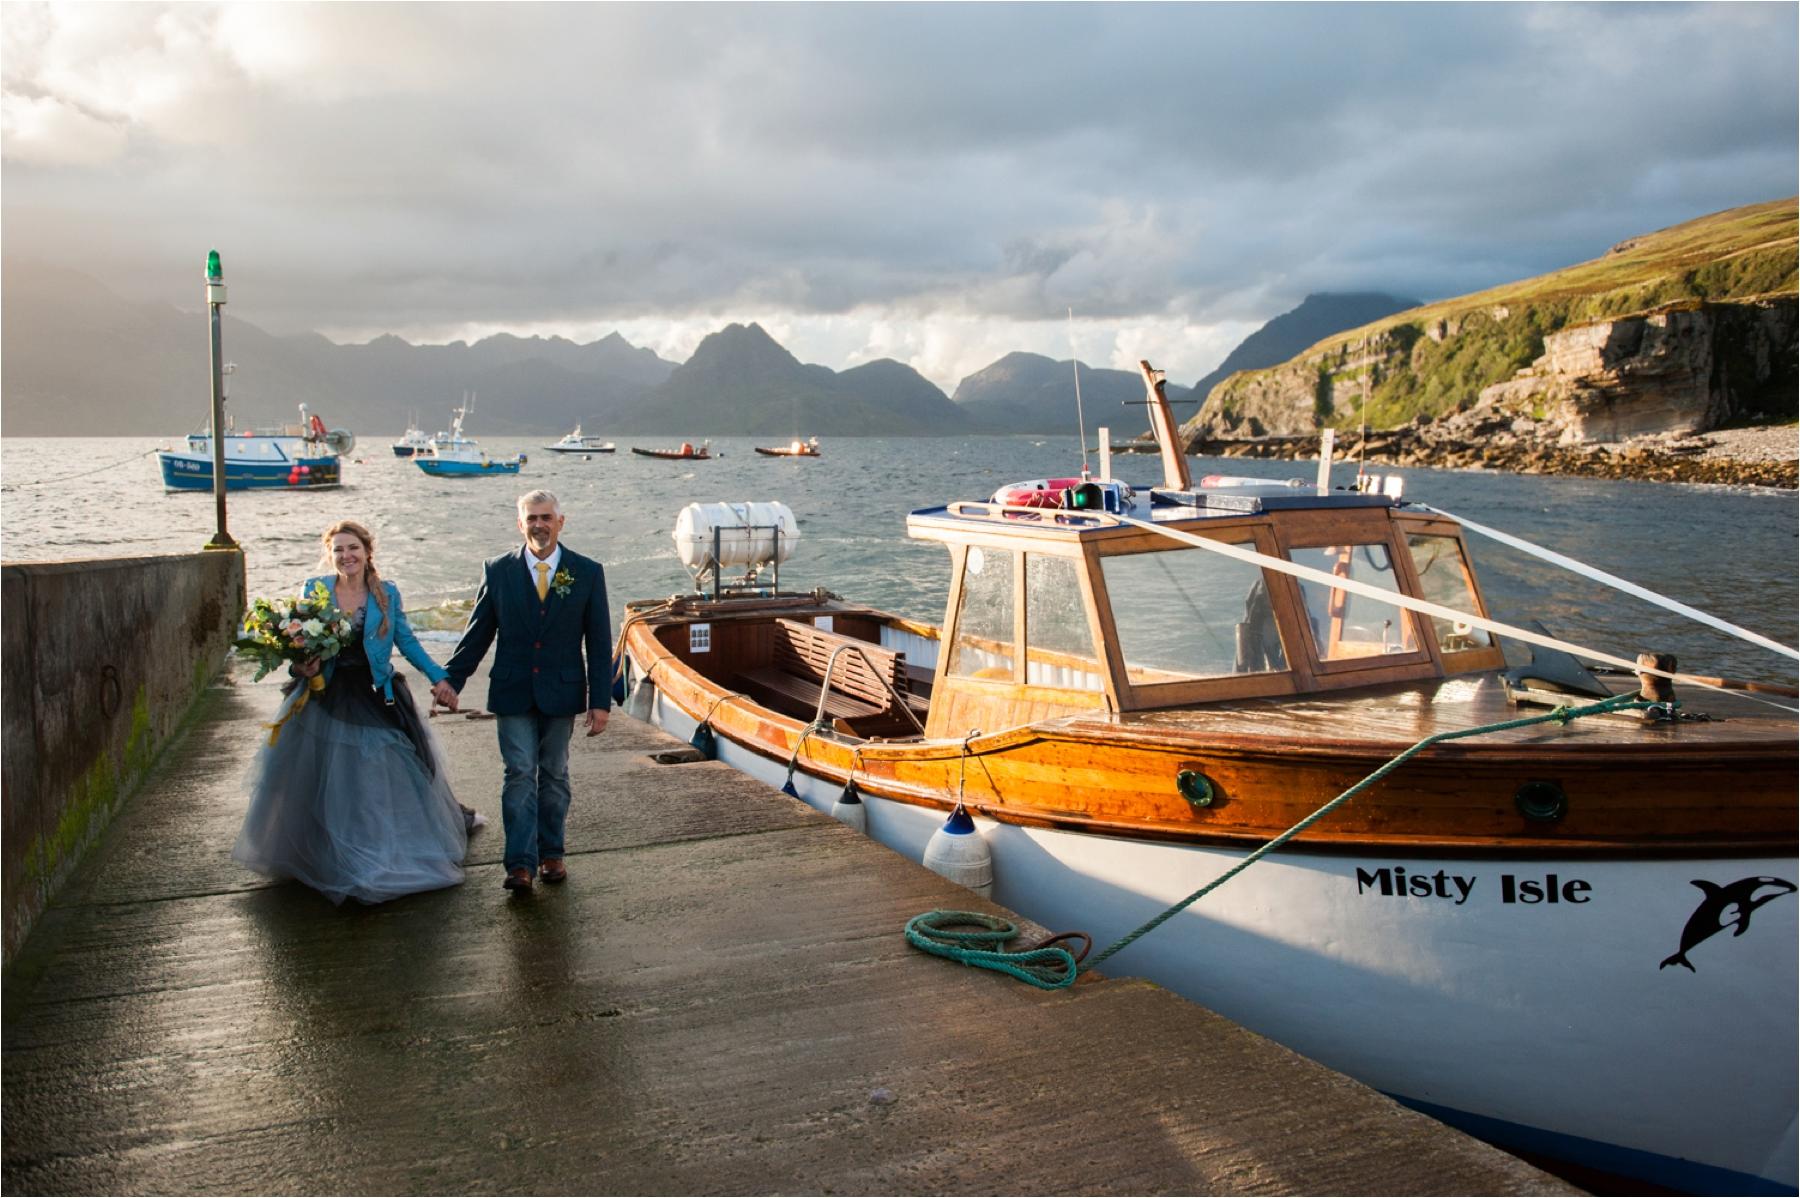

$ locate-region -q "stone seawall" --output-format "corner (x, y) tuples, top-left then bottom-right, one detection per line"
(1, 550), (244, 962)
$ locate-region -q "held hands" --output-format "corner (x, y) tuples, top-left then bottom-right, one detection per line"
(585, 708), (609, 737)
(292, 658), (322, 678)
(431, 679), (460, 711)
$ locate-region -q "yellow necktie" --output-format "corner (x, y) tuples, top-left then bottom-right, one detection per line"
(535, 561), (550, 601)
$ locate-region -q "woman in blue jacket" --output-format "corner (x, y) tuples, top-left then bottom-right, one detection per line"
(233, 520), (474, 904)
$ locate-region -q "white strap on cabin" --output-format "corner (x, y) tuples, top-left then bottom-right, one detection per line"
(1110, 514), (1798, 712)
(1416, 504), (1800, 664)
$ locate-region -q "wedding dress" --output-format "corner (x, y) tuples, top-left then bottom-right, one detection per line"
(232, 606), (467, 903)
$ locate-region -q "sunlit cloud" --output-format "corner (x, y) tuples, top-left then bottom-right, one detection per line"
(3, 1), (1794, 389)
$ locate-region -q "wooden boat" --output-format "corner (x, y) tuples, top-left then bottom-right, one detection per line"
(620, 363), (1799, 1193)
(756, 437), (821, 458)
(632, 441), (712, 460)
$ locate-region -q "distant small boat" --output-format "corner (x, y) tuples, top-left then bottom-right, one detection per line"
(544, 425), (616, 454)
(632, 441), (713, 461)
(392, 418), (431, 458)
(755, 437), (821, 458)
(414, 400), (525, 477)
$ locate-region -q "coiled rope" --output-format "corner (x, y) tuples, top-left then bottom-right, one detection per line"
(904, 911), (1089, 989)
(909, 691), (1656, 989)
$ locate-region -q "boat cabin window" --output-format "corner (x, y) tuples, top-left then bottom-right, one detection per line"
(1024, 554), (1104, 692)
(948, 546), (1016, 679)
(1099, 543), (1287, 682)
(1404, 533), (1494, 654)
(1288, 543), (1418, 661)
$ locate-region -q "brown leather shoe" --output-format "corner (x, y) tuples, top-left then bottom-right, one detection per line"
(502, 867), (534, 891)
(539, 858), (567, 884)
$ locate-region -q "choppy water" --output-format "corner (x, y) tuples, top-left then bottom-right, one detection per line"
(3, 435), (1795, 684)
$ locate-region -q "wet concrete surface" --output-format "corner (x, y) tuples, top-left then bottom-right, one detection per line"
(3, 657), (1578, 1195)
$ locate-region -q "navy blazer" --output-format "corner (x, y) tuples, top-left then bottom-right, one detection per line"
(444, 545), (612, 717)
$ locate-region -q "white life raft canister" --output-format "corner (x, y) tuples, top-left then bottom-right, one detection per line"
(672, 500), (800, 574)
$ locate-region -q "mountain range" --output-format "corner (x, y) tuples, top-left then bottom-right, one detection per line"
(0, 255), (1402, 438)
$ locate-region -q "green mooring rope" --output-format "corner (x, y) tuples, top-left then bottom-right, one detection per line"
(907, 692), (1658, 988)
(904, 910), (1081, 989)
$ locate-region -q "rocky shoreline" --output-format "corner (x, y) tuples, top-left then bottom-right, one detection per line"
(1173, 418), (1798, 489)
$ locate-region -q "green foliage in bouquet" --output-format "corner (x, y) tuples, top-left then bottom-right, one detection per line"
(235, 581), (356, 681)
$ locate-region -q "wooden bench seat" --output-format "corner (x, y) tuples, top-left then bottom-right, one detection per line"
(737, 618), (925, 735)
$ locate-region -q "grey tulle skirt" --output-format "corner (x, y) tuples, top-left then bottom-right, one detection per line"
(232, 657), (467, 905)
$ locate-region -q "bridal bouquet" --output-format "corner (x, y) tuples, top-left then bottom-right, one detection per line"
(236, 581), (355, 682)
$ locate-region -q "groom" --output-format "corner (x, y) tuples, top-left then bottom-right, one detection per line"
(435, 490), (611, 891)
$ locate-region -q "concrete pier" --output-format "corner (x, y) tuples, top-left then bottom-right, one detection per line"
(3, 656), (1575, 1196)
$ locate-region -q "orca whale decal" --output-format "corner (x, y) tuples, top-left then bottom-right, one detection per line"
(1660, 876), (1797, 972)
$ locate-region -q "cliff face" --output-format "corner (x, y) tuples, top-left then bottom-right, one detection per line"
(1190, 296), (1796, 444)
(1479, 298), (1797, 441)
(1184, 198), (1798, 447)
(1192, 327), (1412, 438)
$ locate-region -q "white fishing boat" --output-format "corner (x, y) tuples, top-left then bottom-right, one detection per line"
(619, 362), (1798, 1193)
(544, 425), (616, 454)
(391, 417), (432, 458)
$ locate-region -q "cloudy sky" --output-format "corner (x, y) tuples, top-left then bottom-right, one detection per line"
(3, 2), (1795, 390)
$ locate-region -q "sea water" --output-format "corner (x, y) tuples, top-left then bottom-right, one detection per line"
(2, 435), (1795, 684)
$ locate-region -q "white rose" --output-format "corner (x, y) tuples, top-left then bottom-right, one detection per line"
(301, 619), (325, 637)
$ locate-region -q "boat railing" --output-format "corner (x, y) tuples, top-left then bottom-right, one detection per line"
(813, 642), (927, 735)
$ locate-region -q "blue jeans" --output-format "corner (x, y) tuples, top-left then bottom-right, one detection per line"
(495, 711), (575, 873)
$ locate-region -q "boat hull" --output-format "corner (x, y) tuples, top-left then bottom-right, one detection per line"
(633, 668), (1799, 1194)
(391, 446), (416, 457)
(545, 445), (615, 454)
(158, 451), (341, 490)
(631, 448), (711, 460)
(415, 457), (521, 476)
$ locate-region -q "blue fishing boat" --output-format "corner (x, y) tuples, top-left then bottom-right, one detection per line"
(158, 403), (351, 491)
(413, 401), (525, 477)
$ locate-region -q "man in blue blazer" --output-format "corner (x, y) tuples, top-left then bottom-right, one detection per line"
(438, 490), (612, 891)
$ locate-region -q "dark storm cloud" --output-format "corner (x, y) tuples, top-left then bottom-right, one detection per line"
(3, 1), (1794, 379)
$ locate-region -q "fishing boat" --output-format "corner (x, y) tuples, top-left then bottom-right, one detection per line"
(632, 441), (713, 461)
(755, 437), (821, 458)
(391, 418), (432, 458)
(544, 425), (616, 454)
(414, 402), (525, 477)
(158, 403), (351, 491)
(619, 362), (1798, 1194)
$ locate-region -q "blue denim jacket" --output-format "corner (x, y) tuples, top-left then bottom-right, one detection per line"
(305, 576), (447, 701)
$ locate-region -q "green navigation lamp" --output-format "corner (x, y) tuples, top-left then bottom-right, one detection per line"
(206, 249), (227, 306)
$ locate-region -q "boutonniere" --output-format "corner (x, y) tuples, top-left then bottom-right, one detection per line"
(551, 568), (575, 597)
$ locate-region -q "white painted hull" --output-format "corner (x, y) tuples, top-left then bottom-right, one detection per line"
(645, 685), (1799, 1192)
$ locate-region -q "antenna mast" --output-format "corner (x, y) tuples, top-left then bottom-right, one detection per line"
(1068, 308), (1090, 479)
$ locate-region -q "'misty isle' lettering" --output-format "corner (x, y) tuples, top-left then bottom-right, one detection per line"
(1355, 867), (1592, 906)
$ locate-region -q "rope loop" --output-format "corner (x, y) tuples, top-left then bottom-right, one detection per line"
(904, 910), (1080, 990)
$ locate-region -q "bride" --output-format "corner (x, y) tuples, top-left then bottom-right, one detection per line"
(233, 520), (475, 904)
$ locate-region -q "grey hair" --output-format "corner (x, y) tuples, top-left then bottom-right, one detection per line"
(516, 489), (561, 517)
